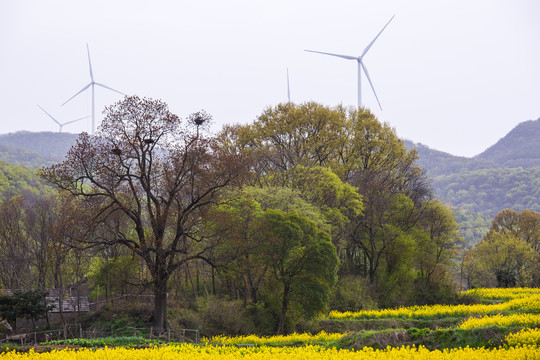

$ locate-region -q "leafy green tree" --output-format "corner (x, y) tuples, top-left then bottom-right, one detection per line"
(13, 289), (53, 328)
(341, 109), (431, 284)
(235, 102), (348, 186)
(485, 209), (540, 252)
(415, 201), (463, 288)
(0, 290), (52, 329)
(205, 191), (267, 305)
(262, 210), (338, 334)
(465, 232), (539, 288)
(242, 186), (328, 232)
(289, 166), (363, 254)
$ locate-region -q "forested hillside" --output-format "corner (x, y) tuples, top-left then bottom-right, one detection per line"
(405, 117), (540, 244)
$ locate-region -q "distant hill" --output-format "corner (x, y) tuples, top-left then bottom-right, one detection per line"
(0, 131), (78, 168)
(475, 118), (540, 168)
(405, 117), (540, 244)
(403, 140), (499, 178)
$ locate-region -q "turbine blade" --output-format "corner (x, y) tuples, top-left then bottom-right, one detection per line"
(62, 83), (91, 106)
(304, 49), (357, 60)
(37, 105), (61, 126)
(360, 62), (382, 110)
(95, 82), (126, 96)
(360, 15), (395, 58)
(87, 44), (94, 81)
(63, 116), (89, 126)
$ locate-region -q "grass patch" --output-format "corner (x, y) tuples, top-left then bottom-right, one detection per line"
(335, 325), (523, 350)
(40, 336), (163, 348)
(307, 317), (464, 333)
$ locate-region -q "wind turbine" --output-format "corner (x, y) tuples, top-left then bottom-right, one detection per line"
(62, 44), (126, 135)
(287, 68), (291, 103)
(37, 105), (88, 133)
(305, 15), (394, 110)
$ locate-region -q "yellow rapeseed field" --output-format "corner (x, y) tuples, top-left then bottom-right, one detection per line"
(202, 331), (345, 346)
(506, 328), (540, 346)
(460, 313), (540, 330)
(462, 288), (540, 300)
(328, 289), (540, 320)
(2, 344), (540, 360)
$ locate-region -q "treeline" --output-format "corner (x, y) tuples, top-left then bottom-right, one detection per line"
(0, 98), (522, 335)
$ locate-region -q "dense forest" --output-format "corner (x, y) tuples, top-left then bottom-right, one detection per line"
(0, 100), (538, 336)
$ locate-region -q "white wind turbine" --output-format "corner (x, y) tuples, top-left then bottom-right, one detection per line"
(305, 15), (395, 110)
(37, 105), (88, 133)
(62, 44), (126, 135)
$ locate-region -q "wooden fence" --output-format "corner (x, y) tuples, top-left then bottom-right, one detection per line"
(2, 324), (200, 346)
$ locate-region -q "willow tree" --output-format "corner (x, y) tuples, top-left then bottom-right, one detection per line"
(41, 96), (244, 331)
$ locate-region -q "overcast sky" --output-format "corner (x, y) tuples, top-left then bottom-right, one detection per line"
(1, 0), (539, 157)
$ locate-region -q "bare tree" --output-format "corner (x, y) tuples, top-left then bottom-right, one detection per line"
(41, 96), (244, 331)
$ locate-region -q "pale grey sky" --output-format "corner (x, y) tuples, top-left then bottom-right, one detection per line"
(1, 0), (539, 157)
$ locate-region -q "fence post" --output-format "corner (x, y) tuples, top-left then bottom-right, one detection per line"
(34, 332), (37, 345)
(133, 327), (136, 337)
(150, 327), (153, 339)
(63, 326), (67, 340)
(80, 324), (83, 338)
(168, 329), (170, 342)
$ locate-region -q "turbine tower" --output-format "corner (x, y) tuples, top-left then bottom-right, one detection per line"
(37, 105), (88, 133)
(62, 44), (126, 135)
(305, 15), (394, 110)
(287, 68), (291, 103)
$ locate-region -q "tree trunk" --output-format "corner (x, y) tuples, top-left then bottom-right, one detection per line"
(277, 282), (290, 335)
(153, 276), (168, 333)
(369, 260), (376, 284)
